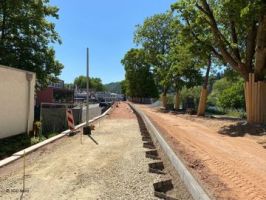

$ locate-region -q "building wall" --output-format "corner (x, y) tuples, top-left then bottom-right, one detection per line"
(0, 65), (36, 139)
(36, 88), (53, 105)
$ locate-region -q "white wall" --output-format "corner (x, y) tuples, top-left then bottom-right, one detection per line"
(0, 65), (36, 139)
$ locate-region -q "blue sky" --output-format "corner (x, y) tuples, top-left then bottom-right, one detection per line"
(50, 0), (177, 84)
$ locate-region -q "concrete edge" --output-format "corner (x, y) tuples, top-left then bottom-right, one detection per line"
(129, 103), (211, 200)
(0, 106), (112, 168)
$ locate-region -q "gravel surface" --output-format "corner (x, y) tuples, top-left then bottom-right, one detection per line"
(0, 103), (192, 200)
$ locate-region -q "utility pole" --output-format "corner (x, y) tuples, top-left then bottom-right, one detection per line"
(83, 48), (91, 136)
(86, 48), (89, 127)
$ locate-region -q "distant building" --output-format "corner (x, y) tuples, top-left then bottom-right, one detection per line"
(95, 92), (124, 101)
(36, 80), (74, 105)
(48, 80), (64, 88)
(74, 89), (124, 103)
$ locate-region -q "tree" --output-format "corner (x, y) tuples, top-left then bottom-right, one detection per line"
(90, 77), (105, 91)
(172, 0), (266, 81)
(168, 40), (203, 109)
(208, 74), (245, 111)
(120, 80), (127, 95)
(134, 12), (179, 107)
(121, 48), (158, 100)
(0, 0), (63, 87)
(74, 76), (105, 91)
(172, 2), (227, 115)
(208, 77), (233, 106)
(172, 0), (266, 122)
(104, 82), (121, 93)
(218, 79), (245, 110)
(64, 83), (74, 89)
(74, 76), (87, 89)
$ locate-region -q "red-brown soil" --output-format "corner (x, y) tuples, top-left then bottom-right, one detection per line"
(138, 105), (266, 200)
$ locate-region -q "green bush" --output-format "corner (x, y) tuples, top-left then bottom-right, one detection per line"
(0, 132), (58, 160)
(217, 79), (245, 110)
(180, 86), (201, 108)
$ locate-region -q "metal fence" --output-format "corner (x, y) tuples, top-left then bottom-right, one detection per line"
(39, 103), (81, 136)
(35, 103), (107, 136)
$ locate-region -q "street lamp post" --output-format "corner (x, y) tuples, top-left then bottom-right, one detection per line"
(83, 48), (91, 136)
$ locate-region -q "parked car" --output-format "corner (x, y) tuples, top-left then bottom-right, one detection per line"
(99, 100), (113, 107)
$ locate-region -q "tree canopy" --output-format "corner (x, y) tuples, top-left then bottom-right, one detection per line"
(121, 48), (158, 98)
(134, 12), (179, 95)
(172, 0), (266, 81)
(74, 76), (105, 91)
(0, 0), (63, 87)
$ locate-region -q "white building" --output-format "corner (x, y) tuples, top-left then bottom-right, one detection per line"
(0, 65), (36, 139)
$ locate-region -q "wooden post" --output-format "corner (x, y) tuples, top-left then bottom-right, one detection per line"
(23, 149), (26, 192)
(258, 82), (262, 123)
(174, 91), (179, 110)
(244, 82), (249, 122)
(261, 82), (266, 123)
(254, 82), (258, 123)
(252, 74), (255, 122)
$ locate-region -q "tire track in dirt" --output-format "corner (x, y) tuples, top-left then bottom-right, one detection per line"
(139, 105), (266, 200)
(176, 136), (266, 199)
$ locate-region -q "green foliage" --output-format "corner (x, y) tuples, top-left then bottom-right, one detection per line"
(171, 0), (266, 80)
(74, 76), (105, 91)
(134, 12), (204, 95)
(120, 80), (127, 95)
(0, 0), (63, 87)
(64, 83), (74, 89)
(121, 48), (158, 98)
(180, 86), (202, 107)
(208, 78), (232, 106)
(0, 131), (59, 159)
(217, 79), (245, 110)
(134, 12), (179, 93)
(208, 77), (245, 110)
(104, 82), (121, 93)
(169, 42), (203, 91)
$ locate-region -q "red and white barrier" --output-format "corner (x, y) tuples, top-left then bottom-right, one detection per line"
(66, 109), (75, 131)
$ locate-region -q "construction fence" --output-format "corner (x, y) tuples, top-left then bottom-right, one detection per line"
(37, 103), (103, 136)
(244, 73), (266, 124)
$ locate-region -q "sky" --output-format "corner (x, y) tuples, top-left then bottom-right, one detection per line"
(50, 0), (177, 84)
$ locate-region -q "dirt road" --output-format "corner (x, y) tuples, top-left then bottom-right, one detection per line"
(0, 103), (191, 200)
(138, 105), (266, 200)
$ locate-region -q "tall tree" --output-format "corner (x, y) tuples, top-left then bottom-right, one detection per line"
(168, 40), (203, 109)
(172, 0), (266, 81)
(0, 0), (63, 86)
(74, 76), (105, 91)
(172, 2), (226, 115)
(172, 0), (266, 122)
(121, 48), (158, 100)
(134, 12), (179, 107)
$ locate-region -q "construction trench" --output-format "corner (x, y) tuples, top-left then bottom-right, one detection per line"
(0, 102), (196, 200)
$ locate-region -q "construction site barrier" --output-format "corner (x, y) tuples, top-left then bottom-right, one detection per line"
(244, 73), (266, 124)
(66, 109), (75, 130)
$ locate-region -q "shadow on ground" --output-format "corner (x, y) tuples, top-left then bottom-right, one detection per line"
(218, 122), (266, 137)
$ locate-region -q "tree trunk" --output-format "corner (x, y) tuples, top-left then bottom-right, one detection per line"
(1, 0), (7, 40)
(174, 90), (179, 110)
(197, 88), (208, 116)
(255, 14), (266, 81)
(197, 57), (211, 116)
(161, 89), (167, 109)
